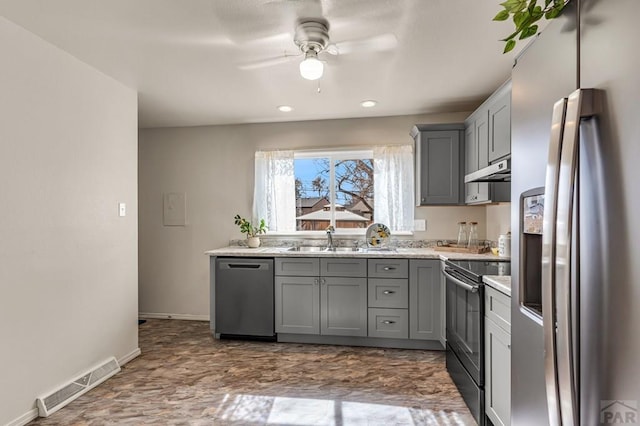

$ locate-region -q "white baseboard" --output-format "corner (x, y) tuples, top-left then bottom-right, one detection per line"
(5, 408), (38, 426)
(138, 312), (209, 322)
(118, 348), (141, 366)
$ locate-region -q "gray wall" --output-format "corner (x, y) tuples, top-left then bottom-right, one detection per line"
(139, 113), (493, 319)
(0, 17), (139, 425)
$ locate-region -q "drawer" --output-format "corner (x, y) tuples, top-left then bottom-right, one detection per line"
(485, 285), (511, 333)
(367, 279), (408, 309)
(368, 308), (408, 339)
(321, 258), (367, 277)
(275, 258), (320, 277)
(368, 259), (409, 279)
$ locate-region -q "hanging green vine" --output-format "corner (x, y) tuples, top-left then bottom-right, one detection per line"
(494, 0), (570, 53)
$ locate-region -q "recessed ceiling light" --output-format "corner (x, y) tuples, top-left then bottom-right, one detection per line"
(360, 100), (377, 108)
(278, 105), (293, 112)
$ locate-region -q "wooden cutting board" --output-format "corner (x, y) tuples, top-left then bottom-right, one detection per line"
(434, 244), (490, 254)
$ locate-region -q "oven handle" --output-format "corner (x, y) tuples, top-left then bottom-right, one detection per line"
(443, 268), (479, 293)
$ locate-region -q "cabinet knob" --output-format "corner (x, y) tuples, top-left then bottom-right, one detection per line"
(382, 290), (396, 295)
(321, 278), (326, 285)
(381, 320), (396, 325)
(314, 279), (319, 285)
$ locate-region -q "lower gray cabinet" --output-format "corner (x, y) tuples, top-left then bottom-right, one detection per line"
(275, 257), (367, 337)
(485, 286), (512, 426)
(275, 276), (319, 334)
(409, 259), (441, 340)
(321, 277), (367, 336)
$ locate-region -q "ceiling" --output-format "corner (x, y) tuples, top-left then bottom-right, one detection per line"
(0, 0), (522, 128)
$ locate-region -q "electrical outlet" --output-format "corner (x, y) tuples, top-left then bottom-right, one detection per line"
(118, 203), (126, 217)
(414, 219), (426, 231)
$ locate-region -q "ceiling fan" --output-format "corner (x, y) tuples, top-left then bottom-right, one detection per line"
(238, 18), (397, 80)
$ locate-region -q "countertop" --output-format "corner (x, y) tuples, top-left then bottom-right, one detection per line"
(483, 275), (511, 297)
(205, 246), (506, 261)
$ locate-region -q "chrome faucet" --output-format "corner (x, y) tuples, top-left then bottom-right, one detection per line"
(326, 225), (335, 250)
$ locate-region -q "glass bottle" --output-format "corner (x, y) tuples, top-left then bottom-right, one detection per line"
(467, 222), (479, 250)
(456, 222), (468, 247)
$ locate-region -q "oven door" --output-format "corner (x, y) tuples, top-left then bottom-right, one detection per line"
(444, 267), (484, 385)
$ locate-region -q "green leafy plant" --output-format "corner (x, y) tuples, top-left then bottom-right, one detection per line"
(234, 214), (267, 238)
(494, 0), (569, 53)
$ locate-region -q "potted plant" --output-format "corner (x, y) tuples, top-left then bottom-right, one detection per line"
(234, 214), (267, 248)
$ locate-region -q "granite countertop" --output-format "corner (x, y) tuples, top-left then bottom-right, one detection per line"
(483, 275), (511, 297)
(205, 246), (506, 261)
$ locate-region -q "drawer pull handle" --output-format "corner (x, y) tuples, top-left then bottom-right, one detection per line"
(382, 290), (396, 295)
(383, 266), (396, 271)
(381, 320), (396, 325)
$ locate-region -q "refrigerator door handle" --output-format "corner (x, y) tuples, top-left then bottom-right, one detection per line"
(542, 97), (568, 426)
(554, 88), (601, 426)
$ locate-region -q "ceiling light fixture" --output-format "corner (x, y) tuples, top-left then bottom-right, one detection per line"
(299, 50), (324, 80)
(277, 105), (293, 112)
(360, 100), (377, 108)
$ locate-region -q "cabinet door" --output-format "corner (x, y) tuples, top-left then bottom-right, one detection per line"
(488, 84), (512, 162)
(416, 130), (461, 205)
(474, 113), (490, 203)
(409, 259), (441, 340)
(464, 123), (479, 203)
(321, 277), (367, 336)
(485, 317), (511, 426)
(275, 276), (319, 334)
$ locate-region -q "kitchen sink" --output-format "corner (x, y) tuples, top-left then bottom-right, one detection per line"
(286, 246), (361, 252)
(286, 246), (324, 252)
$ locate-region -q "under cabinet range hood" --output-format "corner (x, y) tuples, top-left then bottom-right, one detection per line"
(464, 158), (511, 183)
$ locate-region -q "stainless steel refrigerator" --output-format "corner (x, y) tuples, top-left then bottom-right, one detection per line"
(511, 1), (640, 425)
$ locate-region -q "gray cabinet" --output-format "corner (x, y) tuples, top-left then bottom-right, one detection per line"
(409, 259), (441, 341)
(488, 83), (512, 163)
(321, 277), (367, 336)
(412, 124), (465, 205)
(275, 257), (367, 337)
(275, 275), (320, 334)
(465, 113), (490, 204)
(485, 286), (511, 426)
(367, 259), (409, 339)
(464, 80), (511, 204)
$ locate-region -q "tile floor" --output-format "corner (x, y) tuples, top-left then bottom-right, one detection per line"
(29, 319), (475, 425)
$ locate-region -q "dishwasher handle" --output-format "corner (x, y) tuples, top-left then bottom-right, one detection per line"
(217, 259), (272, 270)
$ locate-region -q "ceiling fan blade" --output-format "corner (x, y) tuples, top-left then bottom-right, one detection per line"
(333, 33), (398, 55)
(238, 54), (299, 71)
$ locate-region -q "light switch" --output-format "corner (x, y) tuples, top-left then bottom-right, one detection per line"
(414, 219), (426, 231)
(118, 203), (126, 217)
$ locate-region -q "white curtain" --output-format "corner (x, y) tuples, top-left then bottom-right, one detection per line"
(253, 150), (296, 232)
(374, 145), (415, 231)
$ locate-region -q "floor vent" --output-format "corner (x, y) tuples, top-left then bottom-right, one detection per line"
(36, 357), (121, 417)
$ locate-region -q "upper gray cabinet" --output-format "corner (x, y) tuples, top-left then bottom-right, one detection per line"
(464, 80), (511, 205)
(488, 82), (512, 162)
(412, 124), (465, 206)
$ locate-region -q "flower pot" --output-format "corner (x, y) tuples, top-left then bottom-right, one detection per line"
(247, 236), (261, 248)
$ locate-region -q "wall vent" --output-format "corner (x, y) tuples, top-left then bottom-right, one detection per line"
(36, 357), (121, 417)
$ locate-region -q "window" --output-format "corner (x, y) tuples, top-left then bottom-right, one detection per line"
(294, 150), (374, 231)
(254, 146), (414, 234)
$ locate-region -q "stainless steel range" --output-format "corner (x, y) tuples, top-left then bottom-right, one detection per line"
(443, 259), (510, 426)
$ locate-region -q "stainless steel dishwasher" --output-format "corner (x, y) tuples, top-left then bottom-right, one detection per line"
(214, 257), (275, 340)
